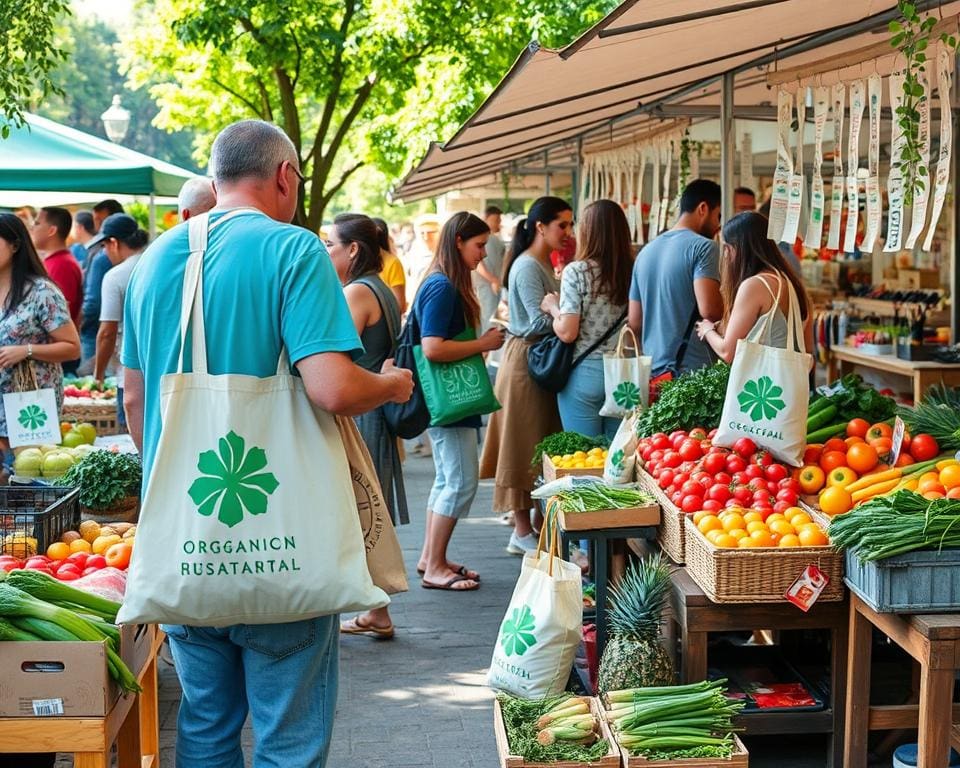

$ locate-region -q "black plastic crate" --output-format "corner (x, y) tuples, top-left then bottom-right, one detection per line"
(0, 486), (80, 557)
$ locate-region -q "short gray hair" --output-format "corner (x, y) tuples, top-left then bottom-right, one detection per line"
(208, 120), (298, 185)
(178, 177), (217, 216)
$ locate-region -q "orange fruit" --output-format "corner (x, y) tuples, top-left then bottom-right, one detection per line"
(919, 471), (941, 485)
(820, 451), (848, 472)
(947, 487), (960, 499)
(939, 465), (960, 490)
(746, 520), (768, 534)
(737, 537), (758, 548)
(697, 515), (723, 534)
(46, 542), (70, 561)
(923, 490), (945, 500)
(827, 467), (858, 488)
(918, 479), (946, 496)
(104, 542), (132, 570)
(743, 511), (764, 524)
(713, 534), (738, 549)
(867, 422), (893, 441)
(769, 519), (796, 536)
(727, 528), (748, 540)
(846, 443), (879, 474)
(895, 453), (916, 468)
(869, 437), (893, 456)
(69, 539), (92, 554)
(788, 511), (813, 527)
(846, 418), (870, 438)
(798, 526), (829, 547)
(749, 530), (776, 547)
(706, 529), (726, 544)
(819, 486), (853, 516)
(823, 438), (848, 454)
(721, 513), (746, 532)
(778, 534), (801, 548)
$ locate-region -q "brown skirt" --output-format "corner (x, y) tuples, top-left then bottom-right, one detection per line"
(480, 335), (562, 513)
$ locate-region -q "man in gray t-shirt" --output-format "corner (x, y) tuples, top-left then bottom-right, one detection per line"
(628, 179), (724, 376)
(473, 205), (506, 331)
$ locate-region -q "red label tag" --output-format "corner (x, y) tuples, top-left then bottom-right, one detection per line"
(785, 564), (830, 612)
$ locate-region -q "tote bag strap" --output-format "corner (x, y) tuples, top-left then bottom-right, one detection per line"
(752, 273), (784, 343)
(784, 276), (807, 354)
(614, 325), (640, 359)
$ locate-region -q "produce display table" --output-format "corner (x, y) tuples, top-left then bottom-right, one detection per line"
(0, 627), (163, 768)
(844, 594), (960, 768)
(825, 345), (960, 403)
(666, 565), (849, 767)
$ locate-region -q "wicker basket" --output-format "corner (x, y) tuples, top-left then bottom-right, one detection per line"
(62, 403), (121, 436)
(81, 494), (140, 524)
(683, 516), (845, 604)
(635, 466), (686, 564)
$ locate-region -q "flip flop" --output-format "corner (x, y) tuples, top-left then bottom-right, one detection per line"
(417, 564), (480, 581)
(421, 575), (480, 592)
(340, 615), (395, 639)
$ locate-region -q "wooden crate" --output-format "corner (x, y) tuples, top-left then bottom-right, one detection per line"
(62, 403), (121, 436)
(553, 501), (660, 531)
(635, 467), (686, 563)
(542, 454), (604, 483)
(683, 516), (845, 604)
(493, 697), (620, 768)
(615, 733), (749, 767)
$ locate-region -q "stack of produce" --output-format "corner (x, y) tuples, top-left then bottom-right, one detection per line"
(597, 554), (674, 694)
(635, 363), (730, 437)
(899, 384), (960, 453)
(691, 506), (828, 549)
(828, 490), (960, 561)
(0, 570), (139, 692)
(549, 448), (609, 470)
(532, 432), (609, 468)
(498, 693), (610, 761)
(546, 484), (654, 516)
(63, 376), (118, 405)
(604, 680), (744, 760)
(1, 520), (136, 577)
(12, 442), (97, 479)
(804, 375), (897, 443)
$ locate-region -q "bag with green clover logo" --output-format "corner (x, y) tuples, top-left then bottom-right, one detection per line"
(600, 326), (651, 418)
(118, 211), (387, 627)
(3, 362), (60, 448)
(603, 411), (639, 485)
(712, 274), (812, 467)
(487, 520), (582, 697)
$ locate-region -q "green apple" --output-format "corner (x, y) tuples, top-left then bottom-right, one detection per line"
(76, 422), (97, 444)
(41, 451), (75, 477)
(13, 448), (42, 477)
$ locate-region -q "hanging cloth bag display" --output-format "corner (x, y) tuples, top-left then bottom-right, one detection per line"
(827, 83), (846, 250)
(781, 87), (805, 245)
(600, 326), (652, 418)
(924, 46), (954, 252)
(862, 74), (884, 252)
(711, 274), (812, 468)
(768, 90), (794, 243)
(803, 86), (830, 249)
(487, 516), (582, 698)
(118, 210), (387, 626)
(3, 362), (61, 448)
(885, 70), (908, 253)
(843, 80), (866, 254)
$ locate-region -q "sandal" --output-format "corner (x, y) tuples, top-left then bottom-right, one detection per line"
(421, 575), (480, 592)
(417, 564), (480, 581)
(340, 615), (395, 639)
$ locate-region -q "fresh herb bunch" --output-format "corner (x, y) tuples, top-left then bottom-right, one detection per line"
(806, 374), (897, 442)
(60, 451), (142, 509)
(899, 383), (960, 451)
(635, 363), (730, 437)
(498, 693), (610, 762)
(548, 485), (654, 514)
(531, 431), (609, 467)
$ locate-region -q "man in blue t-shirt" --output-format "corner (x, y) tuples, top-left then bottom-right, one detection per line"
(122, 120), (413, 768)
(628, 179), (724, 376)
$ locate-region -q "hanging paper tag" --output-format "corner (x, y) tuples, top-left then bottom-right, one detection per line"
(782, 89), (806, 244)
(768, 90), (794, 242)
(804, 87), (830, 249)
(863, 75), (883, 252)
(885, 70), (907, 253)
(905, 71), (932, 250)
(924, 47), (954, 252)
(660, 141), (673, 232)
(636, 153), (647, 245)
(889, 416), (907, 466)
(785, 564), (830, 612)
(843, 80), (865, 254)
(827, 83), (846, 250)
(740, 131), (755, 194)
(649, 145), (661, 238)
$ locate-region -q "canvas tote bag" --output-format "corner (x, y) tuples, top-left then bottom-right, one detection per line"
(600, 326), (652, 417)
(118, 210), (387, 626)
(3, 362), (61, 447)
(487, 514), (582, 698)
(712, 274), (812, 467)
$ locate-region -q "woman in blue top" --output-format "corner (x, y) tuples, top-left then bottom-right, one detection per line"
(416, 212), (506, 591)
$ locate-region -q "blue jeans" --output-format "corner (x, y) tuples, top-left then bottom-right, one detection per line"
(116, 387), (126, 428)
(164, 616), (339, 768)
(558, 356), (619, 440)
(427, 426), (479, 519)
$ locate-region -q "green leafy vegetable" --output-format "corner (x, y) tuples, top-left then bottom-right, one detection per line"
(59, 451), (142, 509)
(899, 384), (960, 451)
(498, 693), (610, 762)
(531, 432), (609, 468)
(636, 363), (730, 437)
(548, 485), (654, 513)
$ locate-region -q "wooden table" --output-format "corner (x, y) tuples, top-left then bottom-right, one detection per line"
(826, 345), (960, 403)
(0, 628), (163, 768)
(667, 565), (849, 767)
(844, 594), (960, 768)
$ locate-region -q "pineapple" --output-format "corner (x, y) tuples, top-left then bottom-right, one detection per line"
(597, 553), (675, 695)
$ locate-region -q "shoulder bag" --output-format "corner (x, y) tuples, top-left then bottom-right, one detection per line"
(528, 309), (627, 393)
(382, 306), (432, 439)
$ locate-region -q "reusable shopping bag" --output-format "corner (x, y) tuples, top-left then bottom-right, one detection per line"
(382, 308), (431, 439)
(336, 415), (408, 595)
(3, 363), (60, 447)
(487, 519), (582, 698)
(603, 411), (639, 485)
(118, 211), (387, 627)
(413, 327), (500, 426)
(712, 275), (812, 467)
(600, 326), (652, 417)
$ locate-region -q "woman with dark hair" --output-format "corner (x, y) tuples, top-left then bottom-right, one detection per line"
(372, 216), (407, 313)
(413, 212), (505, 591)
(541, 200), (633, 439)
(0, 213), (81, 453)
(695, 211), (813, 363)
(327, 213), (409, 636)
(481, 196), (572, 555)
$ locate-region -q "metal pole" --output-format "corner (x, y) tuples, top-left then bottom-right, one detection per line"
(720, 71), (735, 224)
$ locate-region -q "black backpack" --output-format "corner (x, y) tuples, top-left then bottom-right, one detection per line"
(383, 305), (431, 439)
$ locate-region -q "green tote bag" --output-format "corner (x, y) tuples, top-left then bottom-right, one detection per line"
(413, 327), (501, 426)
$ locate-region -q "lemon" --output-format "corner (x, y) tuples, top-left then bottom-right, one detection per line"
(573, 451), (587, 459)
(562, 454), (574, 461)
(573, 461), (587, 468)
(551, 455), (562, 464)
(588, 447), (604, 456)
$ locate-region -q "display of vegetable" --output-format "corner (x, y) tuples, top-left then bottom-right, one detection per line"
(60, 450), (142, 509)
(900, 384), (960, 452)
(806, 375), (897, 443)
(604, 679), (743, 758)
(5, 569), (120, 622)
(532, 432), (609, 468)
(828, 490), (960, 561)
(546, 484), (654, 515)
(498, 693), (610, 762)
(635, 363), (730, 437)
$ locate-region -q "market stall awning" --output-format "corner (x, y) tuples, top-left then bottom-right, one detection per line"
(0, 113), (196, 197)
(394, 0), (954, 202)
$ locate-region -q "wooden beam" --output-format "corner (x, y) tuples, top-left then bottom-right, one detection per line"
(868, 704), (960, 730)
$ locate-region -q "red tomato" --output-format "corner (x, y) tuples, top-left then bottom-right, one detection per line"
(708, 428), (719, 439)
(680, 481), (702, 497)
(671, 491), (683, 505)
(732, 471), (748, 486)
(724, 498), (742, 509)
(652, 435), (671, 450)
(650, 450), (665, 463)
(658, 470), (675, 490)
(673, 471), (690, 486)
(82, 566), (100, 576)
(726, 455), (747, 473)
(745, 464), (765, 480)
(713, 472), (732, 487)
(777, 488), (799, 505)
(909, 434), (940, 462)
(640, 445), (654, 462)
(765, 464), (788, 482)
(647, 461), (660, 475)
(803, 444), (823, 465)
(663, 451), (683, 469)
(680, 494), (704, 513)
(779, 478), (801, 495)
(733, 438), (758, 458)
(689, 428), (708, 441)
(773, 500), (793, 515)
(757, 507), (774, 519)
(1, 562), (21, 572)
(56, 570), (80, 581)
(66, 552), (89, 567)
(24, 557), (50, 569)
(752, 451), (774, 468)
(700, 439), (713, 453)
(671, 433), (687, 450)
(702, 453), (726, 475)
(765, 480), (779, 494)
(753, 489), (773, 504)
(708, 485), (732, 504)
(734, 486), (753, 503)
(56, 563), (80, 576)
(670, 430), (688, 441)
(702, 499), (723, 512)
(823, 437), (849, 454)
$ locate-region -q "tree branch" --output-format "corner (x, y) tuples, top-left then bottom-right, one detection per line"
(310, 161), (364, 229)
(254, 77), (274, 122)
(274, 65), (301, 153)
(290, 30), (302, 91)
(210, 77), (266, 118)
(313, 77), (375, 189)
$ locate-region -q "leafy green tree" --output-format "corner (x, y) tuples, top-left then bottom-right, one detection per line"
(123, 0), (617, 228)
(0, 0), (71, 137)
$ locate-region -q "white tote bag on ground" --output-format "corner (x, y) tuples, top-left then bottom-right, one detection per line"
(600, 327), (651, 417)
(487, 521), (582, 698)
(118, 211), (387, 627)
(713, 274), (812, 467)
(3, 363), (60, 447)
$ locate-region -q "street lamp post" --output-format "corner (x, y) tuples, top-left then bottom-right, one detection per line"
(101, 94), (130, 144)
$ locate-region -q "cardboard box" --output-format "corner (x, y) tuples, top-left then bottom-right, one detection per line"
(0, 623), (155, 717)
(542, 454), (604, 483)
(897, 268), (941, 289)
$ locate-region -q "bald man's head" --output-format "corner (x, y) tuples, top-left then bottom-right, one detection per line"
(178, 177), (217, 221)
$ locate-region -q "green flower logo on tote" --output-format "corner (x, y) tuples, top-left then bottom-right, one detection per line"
(187, 431), (280, 528)
(17, 405), (47, 430)
(737, 376), (786, 422)
(500, 604), (537, 657)
(610, 449), (624, 470)
(613, 381), (641, 409)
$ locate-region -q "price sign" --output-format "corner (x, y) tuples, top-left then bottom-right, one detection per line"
(785, 564), (830, 612)
(889, 416), (906, 466)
